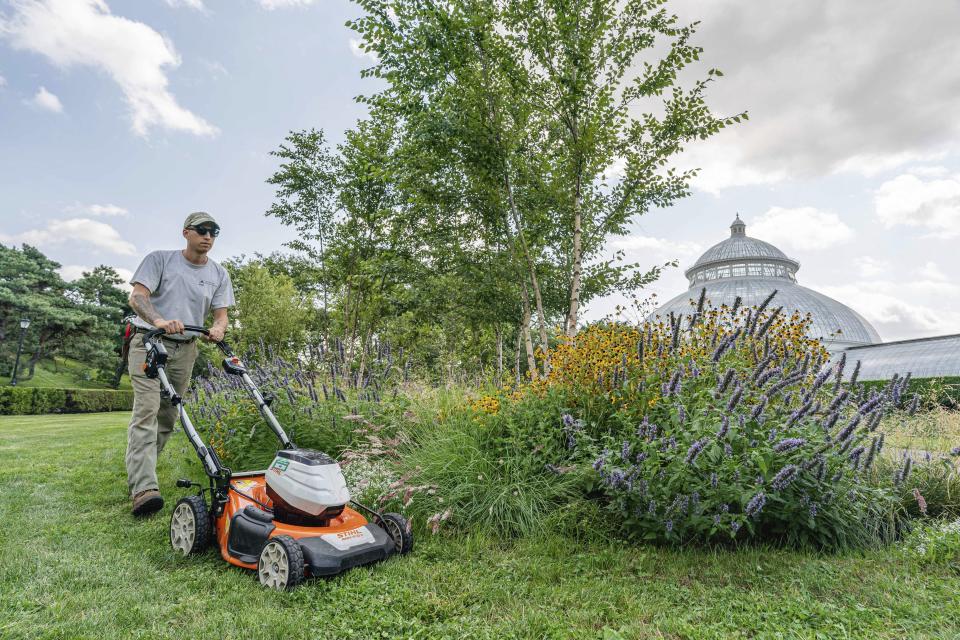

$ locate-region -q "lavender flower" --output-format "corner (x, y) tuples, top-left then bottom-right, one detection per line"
(724, 442), (733, 457)
(849, 360), (862, 386)
(648, 500), (657, 514)
(848, 446), (865, 471)
(773, 438), (806, 453)
(895, 456), (913, 486)
(755, 367), (782, 388)
(833, 352), (847, 393)
(731, 521), (742, 535)
(828, 390), (850, 413)
(717, 369), (736, 394)
(635, 451), (648, 464)
(809, 502), (818, 519)
(821, 411), (840, 433)
(771, 465), (799, 491)
(592, 449), (609, 471)
(621, 441), (631, 461)
(713, 513), (722, 526)
(727, 385), (744, 412)
(562, 414), (574, 427)
(665, 370), (682, 397)
(677, 404), (686, 425)
(685, 438), (708, 465)
(710, 472), (719, 488)
(745, 492), (767, 518)
(716, 415), (730, 439)
(835, 415), (861, 444)
(908, 394), (920, 416)
(864, 437), (879, 470)
(751, 395), (769, 421)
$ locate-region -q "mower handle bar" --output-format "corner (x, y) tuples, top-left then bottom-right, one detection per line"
(142, 324), (234, 355)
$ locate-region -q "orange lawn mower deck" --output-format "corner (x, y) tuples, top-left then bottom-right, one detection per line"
(143, 325), (411, 590)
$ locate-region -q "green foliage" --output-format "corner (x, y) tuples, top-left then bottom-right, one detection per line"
(898, 517), (960, 566)
(221, 259), (313, 358)
(862, 376), (960, 409)
(0, 387), (133, 415)
(0, 244), (128, 387)
(395, 392), (586, 538)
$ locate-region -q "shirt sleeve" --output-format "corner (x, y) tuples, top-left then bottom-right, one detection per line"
(130, 251), (163, 292)
(211, 267), (236, 309)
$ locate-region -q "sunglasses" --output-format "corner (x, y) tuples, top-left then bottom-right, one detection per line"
(190, 225), (220, 238)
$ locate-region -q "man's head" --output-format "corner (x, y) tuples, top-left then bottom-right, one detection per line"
(182, 212), (220, 255)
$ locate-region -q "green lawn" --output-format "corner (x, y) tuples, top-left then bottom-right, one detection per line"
(0, 357), (132, 390)
(2, 413), (959, 639)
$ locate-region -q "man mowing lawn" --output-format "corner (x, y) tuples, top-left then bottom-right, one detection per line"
(125, 212), (235, 517)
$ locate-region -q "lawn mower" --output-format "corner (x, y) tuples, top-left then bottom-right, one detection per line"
(141, 325), (412, 590)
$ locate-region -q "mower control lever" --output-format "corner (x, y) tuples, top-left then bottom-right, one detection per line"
(176, 478), (194, 488)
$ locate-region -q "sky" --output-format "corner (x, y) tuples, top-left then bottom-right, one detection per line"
(1, 0), (959, 343)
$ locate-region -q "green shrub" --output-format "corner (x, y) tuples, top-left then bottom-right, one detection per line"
(898, 517), (960, 566)
(0, 387), (133, 415)
(472, 296), (914, 550)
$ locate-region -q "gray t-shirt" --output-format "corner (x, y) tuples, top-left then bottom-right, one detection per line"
(130, 250), (235, 339)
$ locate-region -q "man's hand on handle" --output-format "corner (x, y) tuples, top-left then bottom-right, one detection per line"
(155, 318), (185, 335)
(206, 325), (226, 342)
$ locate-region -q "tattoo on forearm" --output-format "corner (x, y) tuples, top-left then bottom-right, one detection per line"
(130, 291), (162, 325)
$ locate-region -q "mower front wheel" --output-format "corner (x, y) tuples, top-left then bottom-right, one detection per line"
(170, 495), (210, 556)
(258, 535), (304, 591)
(377, 513), (413, 555)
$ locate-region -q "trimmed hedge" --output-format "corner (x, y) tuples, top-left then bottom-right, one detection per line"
(0, 387), (134, 415)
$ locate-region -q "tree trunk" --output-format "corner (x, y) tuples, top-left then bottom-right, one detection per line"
(565, 171), (583, 337)
(496, 325), (503, 384)
(514, 325), (522, 385)
(521, 281), (538, 380)
(504, 172), (550, 374)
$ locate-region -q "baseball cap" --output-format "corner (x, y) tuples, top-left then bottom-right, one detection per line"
(183, 211), (220, 230)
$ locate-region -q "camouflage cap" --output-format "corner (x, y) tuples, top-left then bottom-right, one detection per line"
(183, 211), (219, 229)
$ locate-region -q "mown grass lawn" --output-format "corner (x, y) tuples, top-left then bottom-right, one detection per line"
(2, 413), (959, 639)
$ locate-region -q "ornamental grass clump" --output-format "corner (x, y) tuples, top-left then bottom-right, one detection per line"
(492, 290), (916, 549)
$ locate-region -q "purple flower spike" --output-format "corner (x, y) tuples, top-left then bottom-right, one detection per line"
(771, 465), (799, 490)
(773, 438), (806, 453)
(745, 492), (767, 518)
(951, 446), (960, 457)
(727, 385), (743, 412)
(731, 521), (742, 535)
(685, 438), (708, 465)
(716, 415), (730, 439)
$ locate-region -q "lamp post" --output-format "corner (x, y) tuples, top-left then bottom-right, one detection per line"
(10, 317), (31, 386)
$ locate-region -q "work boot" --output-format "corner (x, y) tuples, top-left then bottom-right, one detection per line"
(132, 489), (164, 517)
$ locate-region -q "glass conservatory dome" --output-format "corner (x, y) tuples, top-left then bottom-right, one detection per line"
(648, 215), (882, 351)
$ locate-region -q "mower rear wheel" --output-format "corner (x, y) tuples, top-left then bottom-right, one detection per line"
(258, 535), (304, 591)
(170, 495), (210, 556)
(377, 513), (413, 555)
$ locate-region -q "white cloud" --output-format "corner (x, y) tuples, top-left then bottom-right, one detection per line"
(3, 0), (217, 137)
(58, 264), (133, 290)
(349, 38), (378, 63)
(663, 1), (960, 189)
(0, 218), (137, 256)
(874, 172), (960, 237)
(917, 261), (948, 282)
(0, 74), (7, 87)
(163, 0), (206, 10)
(748, 207), (854, 251)
(610, 235), (702, 258)
(256, 0), (316, 8)
(65, 202), (129, 216)
(854, 256), (889, 278)
(29, 86), (63, 112)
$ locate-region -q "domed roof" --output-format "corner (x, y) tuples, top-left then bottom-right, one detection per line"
(685, 214), (800, 283)
(649, 214), (882, 349)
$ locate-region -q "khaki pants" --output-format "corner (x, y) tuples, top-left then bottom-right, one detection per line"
(125, 335), (198, 497)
